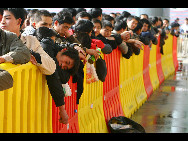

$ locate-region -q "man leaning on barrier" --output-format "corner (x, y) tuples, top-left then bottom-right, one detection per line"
(0, 28), (31, 91)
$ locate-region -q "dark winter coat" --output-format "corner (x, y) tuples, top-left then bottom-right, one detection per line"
(40, 38), (70, 107)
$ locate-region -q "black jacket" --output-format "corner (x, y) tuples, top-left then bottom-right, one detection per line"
(97, 34), (117, 50)
(40, 38), (70, 107)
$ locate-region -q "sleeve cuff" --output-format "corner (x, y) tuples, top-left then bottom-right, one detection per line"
(1, 54), (14, 63)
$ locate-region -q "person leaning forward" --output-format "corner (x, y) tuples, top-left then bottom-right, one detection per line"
(0, 28), (31, 91)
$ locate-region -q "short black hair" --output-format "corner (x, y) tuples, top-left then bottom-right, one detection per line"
(151, 17), (158, 25)
(133, 21), (143, 33)
(121, 11), (131, 18)
(140, 14), (149, 19)
(163, 18), (169, 23)
(76, 11), (92, 21)
(34, 10), (52, 23)
(34, 26), (57, 42)
(4, 8), (27, 28)
(61, 8), (77, 17)
(115, 15), (127, 22)
(53, 11), (74, 25)
(102, 20), (113, 29)
(75, 8), (86, 14)
(140, 18), (151, 29)
(103, 14), (114, 22)
(171, 22), (180, 28)
(127, 15), (140, 22)
(75, 19), (94, 33)
(88, 8), (102, 19)
(27, 9), (39, 22)
(0, 8), (6, 15)
(92, 18), (102, 28)
(75, 19), (93, 49)
(114, 20), (127, 31)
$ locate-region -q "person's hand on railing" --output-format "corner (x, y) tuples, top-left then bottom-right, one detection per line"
(74, 45), (87, 65)
(133, 40), (144, 50)
(121, 31), (132, 42)
(79, 52), (87, 65)
(86, 49), (100, 61)
(30, 54), (37, 65)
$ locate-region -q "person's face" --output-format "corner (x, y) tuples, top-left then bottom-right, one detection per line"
(154, 20), (159, 26)
(98, 15), (102, 21)
(35, 16), (52, 29)
(163, 20), (169, 27)
(54, 21), (71, 36)
(127, 18), (138, 30)
(142, 23), (149, 32)
(140, 15), (148, 19)
(0, 10), (21, 33)
(174, 26), (179, 31)
(57, 54), (75, 70)
(100, 26), (112, 37)
(158, 20), (162, 27)
(111, 20), (115, 27)
(93, 22), (101, 36)
(185, 19), (188, 25)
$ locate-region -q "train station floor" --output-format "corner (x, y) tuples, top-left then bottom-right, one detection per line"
(130, 58), (188, 133)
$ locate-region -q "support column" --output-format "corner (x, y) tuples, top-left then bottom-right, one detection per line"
(136, 8), (170, 20)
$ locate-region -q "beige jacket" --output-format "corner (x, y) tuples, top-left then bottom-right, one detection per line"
(20, 35), (56, 75)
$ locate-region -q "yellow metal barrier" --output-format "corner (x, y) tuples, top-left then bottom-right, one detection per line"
(0, 62), (52, 133)
(149, 44), (160, 91)
(119, 55), (137, 118)
(78, 54), (108, 133)
(119, 49), (147, 118)
(161, 34), (175, 79)
(132, 48), (147, 109)
(0, 34), (177, 133)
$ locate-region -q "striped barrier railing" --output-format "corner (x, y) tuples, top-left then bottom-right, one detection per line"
(0, 34), (178, 133)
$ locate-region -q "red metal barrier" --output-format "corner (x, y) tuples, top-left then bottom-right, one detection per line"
(156, 36), (165, 84)
(172, 36), (178, 71)
(143, 45), (153, 98)
(52, 76), (79, 133)
(103, 48), (124, 125)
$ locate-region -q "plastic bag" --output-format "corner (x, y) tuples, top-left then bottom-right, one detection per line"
(86, 55), (99, 84)
(108, 116), (145, 133)
(62, 83), (72, 97)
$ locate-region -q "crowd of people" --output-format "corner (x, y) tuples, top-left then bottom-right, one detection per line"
(0, 8), (180, 125)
